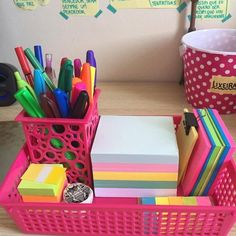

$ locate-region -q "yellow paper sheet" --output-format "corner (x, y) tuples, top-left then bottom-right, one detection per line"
(93, 171), (178, 181)
(196, 0), (229, 20)
(14, 0), (50, 10)
(61, 0), (99, 16)
(110, 0), (180, 9)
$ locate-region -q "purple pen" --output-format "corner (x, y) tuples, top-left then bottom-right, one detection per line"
(74, 59), (82, 78)
(45, 53), (56, 82)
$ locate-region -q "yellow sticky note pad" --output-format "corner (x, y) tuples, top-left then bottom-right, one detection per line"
(155, 197), (169, 205)
(168, 197), (183, 205)
(18, 164), (67, 196)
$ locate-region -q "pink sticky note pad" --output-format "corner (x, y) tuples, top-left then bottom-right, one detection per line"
(181, 109), (211, 196)
(196, 197), (212, 206)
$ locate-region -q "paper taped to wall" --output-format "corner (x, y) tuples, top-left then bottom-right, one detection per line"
(110, 0), (181, 9)
(14, 0), (50, 10)
(196, 0), (229, 20)
(61, 0), (99, 16)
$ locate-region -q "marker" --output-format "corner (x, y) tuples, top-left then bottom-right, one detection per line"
(15, 87), (45, 118)
(86, 50), (97, 93)
(53, 88), (69, 118)
(34, 69), (46, 100)
(34, 45), (44, 68)
(81, 63), (93, 103)
(58, 59), (73, 95)
(71, 91), (89, 119)
(71, 81), (86, 107)
(14, 71), (38, 102)
(24, 48), (56, 91)
(74, 58), (82, 78)
(60, 57), (68, 67)
(15, 47), (34, 87)
(40, 93), (61, 118)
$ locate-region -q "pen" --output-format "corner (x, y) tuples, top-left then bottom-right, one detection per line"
(40, 93), (61, 118)
(34, 45), (44, 68)
(34, 69), (46, 100)
(15, 47), (34, 87)
(45, 53), (56, 82)
(14, 71), (38, 102)
(86, 50), (97, 92)
(70, 91), (89, 119)
(24, 48), (56, 91)
(74, 58), (82, 78)
(58, 59), (73, 95)
(71, 81), (86, 107)
(53, 88), (70, 118)
(81, 63), (93, 103)
(15, 87), (45, 118)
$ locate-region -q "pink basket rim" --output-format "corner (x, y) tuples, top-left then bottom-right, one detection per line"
(15, 89), (100, 124)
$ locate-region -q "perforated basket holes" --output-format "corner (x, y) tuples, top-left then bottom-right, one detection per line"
(213, 167), (236, 207)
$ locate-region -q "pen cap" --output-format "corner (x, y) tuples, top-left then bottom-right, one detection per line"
(15, 87), (45, 118)
(40, 93), (60, 118)
(81, 63), (93, 103)
(15, 47), (32, 75)
(34, 69), (46, 99)
(86, 50), (96, 67)
(61, 57), (68, 67)
(14, 71), (38, 102)
(74, 59), (82, 78)
(71, 81), (86, 107)
(34, 45), (44, 68)
(53, 88), (69, 118)
(64, 64), (73, 93)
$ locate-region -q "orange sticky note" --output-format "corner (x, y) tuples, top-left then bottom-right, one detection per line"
(168, 197), (183, 205)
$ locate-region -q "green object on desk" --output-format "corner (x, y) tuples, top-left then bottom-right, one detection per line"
(24, 48), (56, 91)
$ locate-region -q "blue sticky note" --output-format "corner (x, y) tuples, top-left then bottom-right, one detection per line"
(141, 197), (156, 205)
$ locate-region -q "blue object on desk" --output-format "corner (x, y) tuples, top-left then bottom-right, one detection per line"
(53, 88), (69, 118)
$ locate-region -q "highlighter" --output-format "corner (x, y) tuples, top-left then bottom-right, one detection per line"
(86, 50), (96, 95)
(71, 81), (86, 107)
(24, 48), (55, 91)
(14, 71), (38, 102)
(15, 87), (45, 118)
(81, 63), (93, 103)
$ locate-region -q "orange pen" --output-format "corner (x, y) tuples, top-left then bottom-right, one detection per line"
(81, 63), (93, 103)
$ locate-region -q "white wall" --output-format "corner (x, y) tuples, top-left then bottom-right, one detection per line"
(0, 0), (235, 82)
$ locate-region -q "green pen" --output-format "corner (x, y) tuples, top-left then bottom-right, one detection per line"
(58, 59), (73, 94)
(14, 71), (38, 102)
(24, 48), (56, 91)
(14, 87), (45, 118)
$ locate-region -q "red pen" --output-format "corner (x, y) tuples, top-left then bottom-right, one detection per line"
(15, 47), (34, 87)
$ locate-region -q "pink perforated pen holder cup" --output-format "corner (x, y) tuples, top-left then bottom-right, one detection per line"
(15, 89), (100, 189)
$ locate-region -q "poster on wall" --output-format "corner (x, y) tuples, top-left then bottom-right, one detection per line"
(196, 0), (229, 20)
(110, 0), (181, 9)
(14, 0), (50, 10)
(61, 0), (99, 16)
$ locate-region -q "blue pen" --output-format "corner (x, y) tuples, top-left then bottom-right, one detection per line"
(53, 88), (69, 118)
(34, 69), (46, 99)
(34, 45), (44, 68)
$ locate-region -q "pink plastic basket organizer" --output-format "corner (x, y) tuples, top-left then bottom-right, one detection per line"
(0, 117), (236, 236)
(15, 89), (100, 189)
(182, 29), (236, 114)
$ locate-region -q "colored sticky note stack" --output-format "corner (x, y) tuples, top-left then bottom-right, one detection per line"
(181, 109), (236, 196)
(18, 164), (67, 203)
(140, 196), (213, 206)
(91, 116), (179, 197)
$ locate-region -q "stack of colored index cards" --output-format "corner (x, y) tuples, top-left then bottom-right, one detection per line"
(91, 116), (179, 197)
(18, 164), (67, 203)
